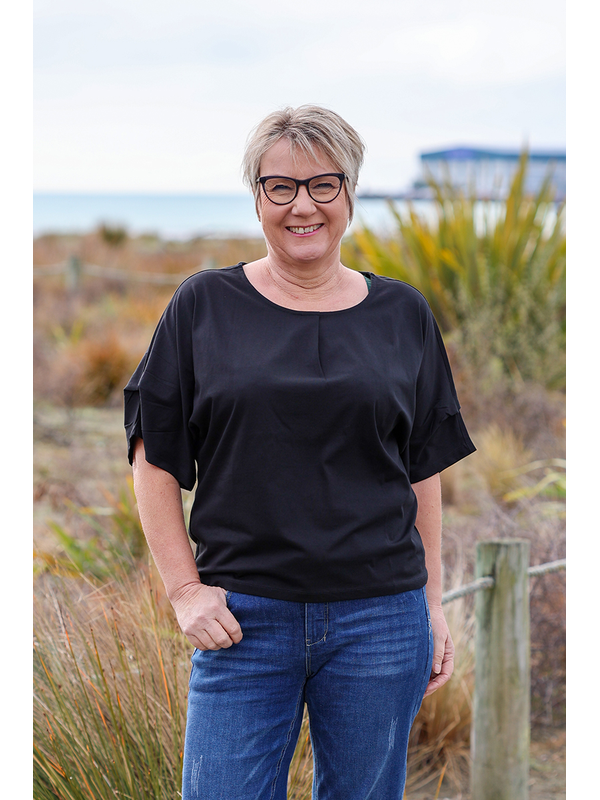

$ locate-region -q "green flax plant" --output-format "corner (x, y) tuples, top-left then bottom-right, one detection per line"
(343, 153), (566, 389)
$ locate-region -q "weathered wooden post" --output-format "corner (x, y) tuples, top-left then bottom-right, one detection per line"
(471, 539), (531, 800)
(65, 255), (82, 291)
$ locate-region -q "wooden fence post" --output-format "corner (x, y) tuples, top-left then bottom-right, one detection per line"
(65, 255), (82, 291)
(471, 539), (531, 800)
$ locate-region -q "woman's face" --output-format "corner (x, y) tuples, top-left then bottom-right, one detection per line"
(257, 138), (350, 269)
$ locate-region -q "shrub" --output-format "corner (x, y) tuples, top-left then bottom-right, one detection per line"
(98, 224), (128, 248)
(39, 332), (138, 408)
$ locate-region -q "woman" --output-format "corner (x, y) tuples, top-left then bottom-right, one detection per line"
(124, 104), (475, 799)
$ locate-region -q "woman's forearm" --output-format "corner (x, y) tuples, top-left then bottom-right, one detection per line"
(412, 472), (443, 606)
(132, 438), (201, 600)
(412, 472), (454, 693)
(131, 438), (243, 650)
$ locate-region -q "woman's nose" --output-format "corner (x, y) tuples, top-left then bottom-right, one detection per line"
(291, 185), (317, 215)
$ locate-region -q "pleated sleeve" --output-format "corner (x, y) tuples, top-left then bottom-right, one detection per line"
(407, 306), (476, 484)
(123, 284), (198, 491)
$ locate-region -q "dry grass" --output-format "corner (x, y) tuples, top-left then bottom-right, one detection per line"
(34, 567), (188, 799)
(33, 230), (267, 407)
(474, 423), (534, 499)
(407, 593), (475, 794)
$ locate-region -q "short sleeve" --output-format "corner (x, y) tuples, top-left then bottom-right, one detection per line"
(407, 307), (476, 483)
(123, 286), (198, 491)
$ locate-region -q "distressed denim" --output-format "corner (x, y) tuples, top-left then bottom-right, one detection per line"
(182, 588), (433, 800)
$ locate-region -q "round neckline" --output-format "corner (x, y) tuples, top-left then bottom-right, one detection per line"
(237, 262), (375, 316)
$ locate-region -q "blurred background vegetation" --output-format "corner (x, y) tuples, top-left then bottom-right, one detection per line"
(33, 161), (565, 799)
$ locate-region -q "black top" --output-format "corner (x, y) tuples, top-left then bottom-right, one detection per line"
(124, 263), (475, 602)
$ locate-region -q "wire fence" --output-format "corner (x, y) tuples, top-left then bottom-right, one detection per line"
(441, 557), (566, 605)
(33, 258), (199, 286)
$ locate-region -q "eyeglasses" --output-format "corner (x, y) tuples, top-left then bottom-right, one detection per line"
(257, 173), (346, 205)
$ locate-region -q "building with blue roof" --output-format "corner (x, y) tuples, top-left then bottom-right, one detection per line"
(415, 147), (565, 201)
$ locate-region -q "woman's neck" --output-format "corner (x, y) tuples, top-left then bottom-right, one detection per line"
(243, 257), (368, 312)
(265, 255), (345, 300)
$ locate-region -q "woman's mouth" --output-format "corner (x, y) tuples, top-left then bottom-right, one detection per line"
(286, 224), (323, 235)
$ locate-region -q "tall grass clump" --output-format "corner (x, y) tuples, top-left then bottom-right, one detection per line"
(343, 153), (566, 390)
(33, 565), (317, 800)
(407, 570), (475, 795)
(33, 571), (188, 799)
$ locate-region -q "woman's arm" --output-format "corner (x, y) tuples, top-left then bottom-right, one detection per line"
(411, 472), (454, 698)
(132, 438), (243, 651)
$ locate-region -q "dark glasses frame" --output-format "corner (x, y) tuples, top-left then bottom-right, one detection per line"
(257, 173), (346, 205)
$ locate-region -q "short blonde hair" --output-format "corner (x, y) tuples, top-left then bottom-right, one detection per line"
(241, 105), (366, 223)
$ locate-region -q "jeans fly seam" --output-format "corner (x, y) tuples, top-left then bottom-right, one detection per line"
(305, 604), (329, 647)
(268, 681), (306, 800)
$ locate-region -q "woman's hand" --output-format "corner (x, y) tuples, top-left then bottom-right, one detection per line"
(170, 582), (243, 651)
(423, 604), (454, 698)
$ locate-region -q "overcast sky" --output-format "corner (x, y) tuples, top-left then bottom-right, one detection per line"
(33, 0), (565, 194)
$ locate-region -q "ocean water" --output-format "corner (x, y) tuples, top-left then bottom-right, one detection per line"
(32, 192), (411, 240)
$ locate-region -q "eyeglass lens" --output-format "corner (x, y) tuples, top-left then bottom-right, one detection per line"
(263, 175), (343, 204)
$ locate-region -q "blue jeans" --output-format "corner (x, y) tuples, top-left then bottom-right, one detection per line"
(182, 588), (433, 800)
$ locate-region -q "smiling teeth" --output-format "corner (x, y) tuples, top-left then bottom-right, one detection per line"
(288, 224), (321, 234)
